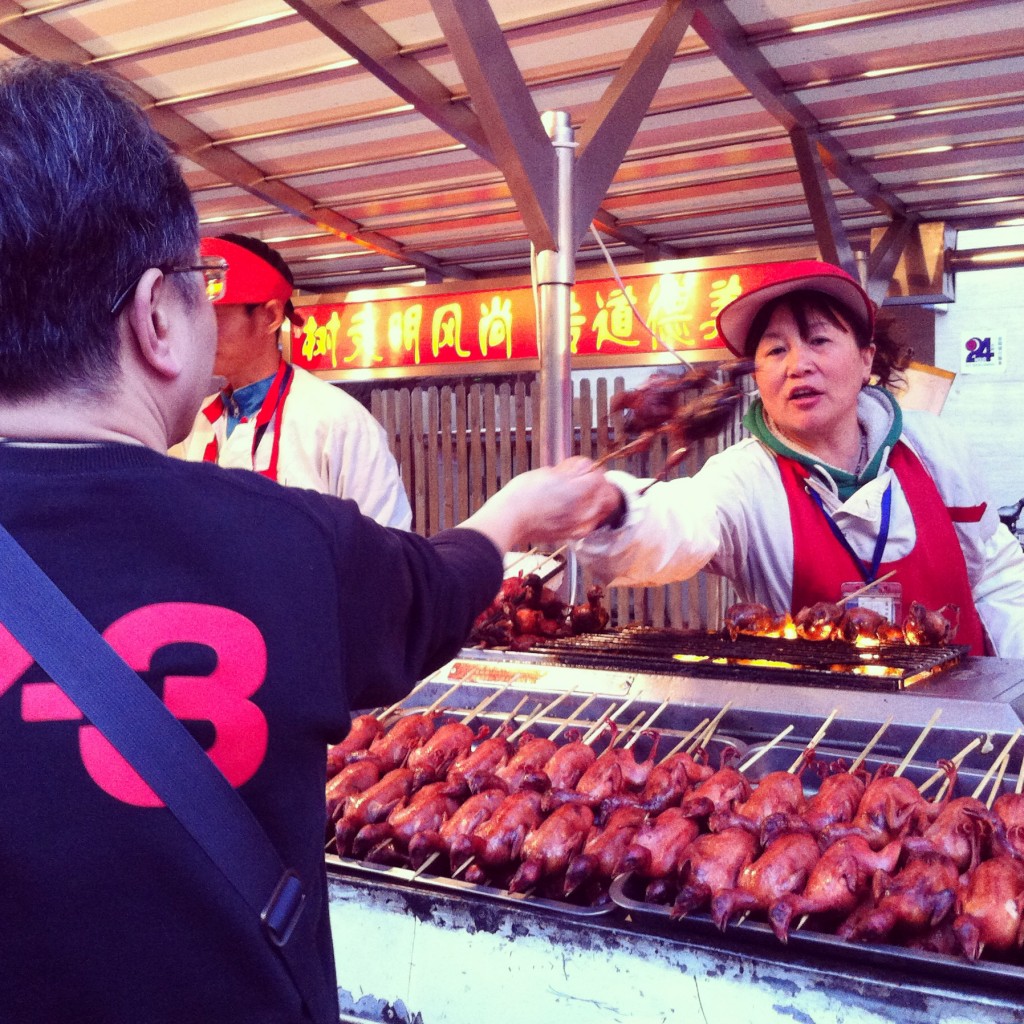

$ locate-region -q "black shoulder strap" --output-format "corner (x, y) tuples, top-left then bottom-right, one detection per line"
(0, 524), (333, 1023)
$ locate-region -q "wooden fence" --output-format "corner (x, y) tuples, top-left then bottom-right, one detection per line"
(369, 373), (746, 631)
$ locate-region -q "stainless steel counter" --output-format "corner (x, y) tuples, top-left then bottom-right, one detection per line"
(326, 868), (1024, 1024)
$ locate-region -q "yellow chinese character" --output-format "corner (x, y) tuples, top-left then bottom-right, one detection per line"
(701, 273), (744, 341)
(569, 292), (586, 355)
(345, 304), (381, 364)
(479, 296), (513, 358)
(299, 311), (342, 367)
(388, 305), (423, 365)
(592, 287), (641, 349)
(432, 303), (468, 359)
(647, 274), (696, 349)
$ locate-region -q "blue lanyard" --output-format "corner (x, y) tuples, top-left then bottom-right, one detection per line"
(807, 483), (892, 583)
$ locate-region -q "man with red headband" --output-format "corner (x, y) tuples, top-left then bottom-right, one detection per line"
(180, 233), (412, 528)
(577, 259), (1024, 658)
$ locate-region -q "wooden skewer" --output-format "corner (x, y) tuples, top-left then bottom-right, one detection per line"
(662, 718), (710, 761)
(426, 681), (464, 713)
(583, 695), (639, 746)
(788, 708), (840, 773)
(893, 709), (942, 778)
(548, 694), (599, 742)
(978, 752), (1008, 807)
(839, 569), (897, 606)
(591, 435), (654, 472)
(638, 449), (687, 497)
(1017, 752), (1024, 797)
(609, 711), (647, 750)
(988, 752), (1012, 810)
(971, 729), (1022, 802)
(499, 694), (533, 731)
(505, 543), (569, 577)
(535, 685), (578, 722)
(506, 702), (545, 743)
(796, 914), (809, 931)
(450, 857), (473, 878)
(581, 702), (621, 746)
(458, 684), (510, 725)
(505, 688), (579, 742)
(411, 852), (440, 879)
(688, 701), (733, 756)
(589, 696), (634, 745)
(918, 735), (981, 795)
(699, 701), (734, 747)
(848, 716), (894, 774)
(546, 543), (569, 564)
(502, 546), (542, 574)
(624, 700), (670, 750)
(377, 681), (428, 723)
(738, 724), (795, 774)
(917, 736), (981, 798)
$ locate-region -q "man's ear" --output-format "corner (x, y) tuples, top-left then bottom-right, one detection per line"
(125, 269), (183, 379)
(259, 298), (287, 336)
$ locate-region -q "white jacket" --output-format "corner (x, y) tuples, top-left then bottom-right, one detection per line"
(181, 366), (412, 530)
(577, 392), (1024, 658)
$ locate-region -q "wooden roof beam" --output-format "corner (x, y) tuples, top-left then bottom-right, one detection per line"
(283, 0), (493, 159)
(0, 1), (473, 281)
(691, 3), (908, 222)
(866, 217), (919, 308)
(789, 125), (857, 277)
(428, 0), (558, 251)
(286, 0), (672, 261)
(574, 0), (697, 250)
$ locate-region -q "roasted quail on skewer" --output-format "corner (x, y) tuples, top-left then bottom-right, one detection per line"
(597, 361), (755, 486)
(767, 836), (902, 942)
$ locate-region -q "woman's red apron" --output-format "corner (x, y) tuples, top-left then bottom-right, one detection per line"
(778, 441), (988, 654)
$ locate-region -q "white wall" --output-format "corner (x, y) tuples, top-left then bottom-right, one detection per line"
(934, 225), (1024, 509)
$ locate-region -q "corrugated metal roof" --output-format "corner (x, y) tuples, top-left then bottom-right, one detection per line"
(2, 0), (1022, 297)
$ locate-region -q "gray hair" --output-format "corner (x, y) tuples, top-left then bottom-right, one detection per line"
(0, 58), (199, 399)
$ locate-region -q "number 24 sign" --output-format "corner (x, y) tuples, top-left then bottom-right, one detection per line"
(961, 334), (1005, 373)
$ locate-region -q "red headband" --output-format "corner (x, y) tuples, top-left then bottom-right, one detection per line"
(200, 237), (303, 327)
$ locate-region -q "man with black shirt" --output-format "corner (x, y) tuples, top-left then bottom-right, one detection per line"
(0, 57), (620, 1024)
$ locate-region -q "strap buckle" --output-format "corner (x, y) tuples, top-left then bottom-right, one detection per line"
(261, 869), (306, 947)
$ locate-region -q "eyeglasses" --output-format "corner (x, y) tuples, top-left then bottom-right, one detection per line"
(109, 256), (228, 316)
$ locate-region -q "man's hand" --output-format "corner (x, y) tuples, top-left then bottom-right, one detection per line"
(460, 457), (623, 555)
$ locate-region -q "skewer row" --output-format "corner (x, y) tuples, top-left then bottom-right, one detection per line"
(326, 689), (1024, 964)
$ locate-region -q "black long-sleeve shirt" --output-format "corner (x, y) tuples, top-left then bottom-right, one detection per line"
(0, 440), (502, 1023)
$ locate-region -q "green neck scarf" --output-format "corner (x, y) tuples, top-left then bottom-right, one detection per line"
(742, 386), (902, 501)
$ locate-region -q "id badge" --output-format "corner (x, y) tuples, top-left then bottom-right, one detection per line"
(841, 580), (902, 624)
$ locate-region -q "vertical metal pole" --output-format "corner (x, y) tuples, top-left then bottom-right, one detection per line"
(534, 110), (576, 467)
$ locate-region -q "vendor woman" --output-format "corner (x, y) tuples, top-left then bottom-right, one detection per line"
(577, 259), (1024, 657)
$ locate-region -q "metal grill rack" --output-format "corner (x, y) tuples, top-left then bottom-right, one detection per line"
(514, 626), (968, 691)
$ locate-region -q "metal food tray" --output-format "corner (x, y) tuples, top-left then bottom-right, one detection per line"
(326, 689), (748, 920)
(607, 738), (1024, 992)
(608, 872), (1024, 994)
(325, 852), (615, 918)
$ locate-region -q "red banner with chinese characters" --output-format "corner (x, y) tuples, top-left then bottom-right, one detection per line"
(291, 264), (749, 374)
